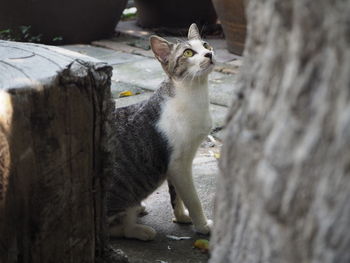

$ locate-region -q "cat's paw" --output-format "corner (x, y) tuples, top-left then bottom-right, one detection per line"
(124, 224), (156, 241)
(173, 209), (192, 224)
(194, 219), (213, 235)
(136, 202), (148, 216)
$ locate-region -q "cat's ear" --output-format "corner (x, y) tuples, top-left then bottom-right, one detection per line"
(150, 36), (173, 64)
(188, 23), (201, 40)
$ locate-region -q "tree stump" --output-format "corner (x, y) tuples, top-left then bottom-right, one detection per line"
(0, 41), (120, 262)
(211, 0), (350, 263)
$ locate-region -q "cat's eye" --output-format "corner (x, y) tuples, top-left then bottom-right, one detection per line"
(203, 42), (212, 50)
(183, 49), (194, 57)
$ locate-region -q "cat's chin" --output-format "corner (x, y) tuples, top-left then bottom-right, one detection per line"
(197, 64), (215, 77)
(176, 66), (214, 81)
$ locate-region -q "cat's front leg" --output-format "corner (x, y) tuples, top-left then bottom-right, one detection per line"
(168, 164), (212, 234)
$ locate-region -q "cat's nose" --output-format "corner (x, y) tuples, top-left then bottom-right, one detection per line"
(204, 53), (212, 60)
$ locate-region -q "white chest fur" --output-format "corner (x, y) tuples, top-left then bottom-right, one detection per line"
(157, 80), (212, 162)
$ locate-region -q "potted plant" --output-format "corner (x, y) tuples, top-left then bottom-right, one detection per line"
(134, 0), (217, 33)
(212, 0), (247, 55)
(0, 0), (128, 44)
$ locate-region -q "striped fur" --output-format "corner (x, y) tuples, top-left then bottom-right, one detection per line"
(107, 82), (174, 216)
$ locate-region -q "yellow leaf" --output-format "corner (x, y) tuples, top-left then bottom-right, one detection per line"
(214, 153), (220, 159)
(119, 90), (134, 97)
(194, 239), (209, 252)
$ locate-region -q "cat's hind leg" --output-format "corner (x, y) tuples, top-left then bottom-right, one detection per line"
(136, 201), (148, 216)
(167, 179), (192, 224)
(108, 213), (126, 237)
(109, 224), (124, 237)
(123, 206), (156, 241)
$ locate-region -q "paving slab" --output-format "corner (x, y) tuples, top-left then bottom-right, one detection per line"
(208, 71), (237, 107)
(209, 104), (228, 131)
(228, 59), (243, 67)
(63, 44), (144, 65)
(214, 48), (240, 63)
(112, 58), (166, 90)
(93, 38), (155, 58)
(112, 59), (237, 107)
(111, 147), (219, 263)
(111, 80), (146, 98)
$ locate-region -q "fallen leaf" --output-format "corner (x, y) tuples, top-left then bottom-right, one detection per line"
(119, 90), (134, 98)
(194, 239), (209, 252)
(214, 152), (221, 159)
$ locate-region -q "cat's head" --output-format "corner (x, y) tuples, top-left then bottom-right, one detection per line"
(150, 23), (215, 80)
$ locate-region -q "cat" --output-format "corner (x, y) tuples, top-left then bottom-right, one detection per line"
(107, 23), (215, 241)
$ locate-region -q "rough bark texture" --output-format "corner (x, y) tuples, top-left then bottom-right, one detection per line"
(211, 1), (350, 263)
(0, 41), (120, 262)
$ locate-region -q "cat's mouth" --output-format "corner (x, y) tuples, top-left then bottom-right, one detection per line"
(201, 58), (215, 67)
(199, 60), (215, 74)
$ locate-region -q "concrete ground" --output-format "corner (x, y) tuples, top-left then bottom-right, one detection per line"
(62, 20), (241, 263)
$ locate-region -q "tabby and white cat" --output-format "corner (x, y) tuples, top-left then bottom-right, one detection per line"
(107, 24), (214, 241)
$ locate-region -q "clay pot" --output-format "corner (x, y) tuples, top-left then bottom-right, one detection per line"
(134, 0), (217, 29)
(212, 0), (247, 55)
(0, 0), (128, 44)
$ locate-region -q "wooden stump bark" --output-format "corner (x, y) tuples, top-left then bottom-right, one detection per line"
(210, 0), (350, 263)
(0, 41), (122, 262)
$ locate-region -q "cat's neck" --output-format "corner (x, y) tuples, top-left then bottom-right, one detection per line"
(169, 75), (210, 108)
(172, 75), (209, 91)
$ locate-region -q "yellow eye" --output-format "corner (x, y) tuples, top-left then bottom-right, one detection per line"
(183, 49), (194, 57)
(203, 42), (212, 50)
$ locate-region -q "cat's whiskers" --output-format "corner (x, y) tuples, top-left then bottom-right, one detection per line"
(190, 72), (197, 85)
(178, 71), (207, 87)
(179, 69), (196, 84)
(178, 71), (191, 83)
